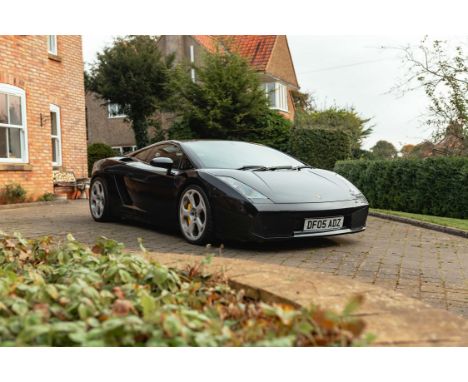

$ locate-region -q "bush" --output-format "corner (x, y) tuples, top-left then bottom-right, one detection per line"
(167, 119), (196, 140)
(245, 111), (292, 152)
(0, 183), (27, 204)
(289, 128), (352, 170)
(168, 111), (292, 152)
(0, 233), (370, 346)
(334, 157), (468, 218)
(87, 143), (115, 176)
(37, 192), (55, 202)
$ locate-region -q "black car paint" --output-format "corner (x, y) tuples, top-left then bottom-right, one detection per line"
(91, 140), (369, 242)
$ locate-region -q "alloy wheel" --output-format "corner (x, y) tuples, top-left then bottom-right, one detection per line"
(90, 180), (106, 219)
(179, 188), (207, 241)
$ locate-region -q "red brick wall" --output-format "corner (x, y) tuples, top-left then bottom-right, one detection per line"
(0, 35), (87, 198)
(266, 36), (300, 121)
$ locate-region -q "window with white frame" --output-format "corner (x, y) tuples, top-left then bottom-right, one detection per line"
(107, 103), (126, 118)
(0, 84), (28, 163)
(50, 104), (62, 167)
(189, 45), (196, 82)
(112, 146), (137, 155)
(47, 35), (58, 55)
(263, 82), (289, 112)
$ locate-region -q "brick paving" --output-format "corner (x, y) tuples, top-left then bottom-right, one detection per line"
(1, 200), (467, 317)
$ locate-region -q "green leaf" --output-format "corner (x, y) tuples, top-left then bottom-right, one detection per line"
(140, 293), (157, 321)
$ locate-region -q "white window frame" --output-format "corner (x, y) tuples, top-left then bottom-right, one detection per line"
(0, 83), (28, 163)
(107, 102), (126, 119)
(50, 104), (62, 167)
(189, 45), (196, 82)
(112, 146), (137, 155)
(264, 82), (289, 112)
(47, 35), (58, 55)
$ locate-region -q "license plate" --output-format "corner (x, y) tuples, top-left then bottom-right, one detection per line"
(303, 216), (344, 232)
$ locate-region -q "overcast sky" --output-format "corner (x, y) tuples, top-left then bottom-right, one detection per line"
(82, 35), (457, 150)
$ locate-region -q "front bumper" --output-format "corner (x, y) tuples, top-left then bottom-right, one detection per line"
(214, 198), (369, 242)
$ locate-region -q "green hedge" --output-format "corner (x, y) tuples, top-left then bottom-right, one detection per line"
(88, 143), (115, 176)
(334, 157), (468, 218)
(289, 128), (352, 170)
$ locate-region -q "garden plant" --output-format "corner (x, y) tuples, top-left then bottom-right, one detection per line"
(0, 233), (371, 346)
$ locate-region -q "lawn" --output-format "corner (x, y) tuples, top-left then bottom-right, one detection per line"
(371, 209), (468, 231)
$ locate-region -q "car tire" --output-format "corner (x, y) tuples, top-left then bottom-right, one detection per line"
(89, 177), (115, 222)
(178, 185), (213, 245)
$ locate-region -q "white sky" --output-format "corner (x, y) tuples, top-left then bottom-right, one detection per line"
(82, 35), (460, 150)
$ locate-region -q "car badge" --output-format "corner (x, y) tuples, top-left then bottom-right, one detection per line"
(314, 193), (322, 199)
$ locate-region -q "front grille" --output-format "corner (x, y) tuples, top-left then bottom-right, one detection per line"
(253, 206), (368, 238)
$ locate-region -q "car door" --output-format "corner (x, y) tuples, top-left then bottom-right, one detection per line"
(124, 143), (183, 222)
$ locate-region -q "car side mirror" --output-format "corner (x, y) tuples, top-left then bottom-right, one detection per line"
(149, 156), (174, 174)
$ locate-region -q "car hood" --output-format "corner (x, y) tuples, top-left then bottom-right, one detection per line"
(202, 168), (358, 203)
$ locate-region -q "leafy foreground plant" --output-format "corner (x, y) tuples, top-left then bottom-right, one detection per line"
(0, 233), (373, 346)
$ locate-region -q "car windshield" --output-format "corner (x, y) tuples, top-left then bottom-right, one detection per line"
(183, 141), (304, 169)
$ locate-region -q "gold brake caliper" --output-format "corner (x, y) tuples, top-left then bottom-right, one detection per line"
(186, 201), (192, 224)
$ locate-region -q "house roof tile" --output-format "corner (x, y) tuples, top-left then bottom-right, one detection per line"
(192, 35), (277, 71)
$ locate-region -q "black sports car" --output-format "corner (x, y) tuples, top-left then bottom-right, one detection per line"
(89, 140), (369, 245)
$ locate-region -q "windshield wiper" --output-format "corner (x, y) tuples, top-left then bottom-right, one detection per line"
(293, 165), (314, 170)
(237, 165), (268, 171)
(253, 165), (294, 171)
(238, 165), (306, 172)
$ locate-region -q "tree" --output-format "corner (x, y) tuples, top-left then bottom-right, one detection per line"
(171, 50), (289, 142)
(89, 36), (174, 148)
(400, 144), (415, 157)
(371, 140), (398, 159)
(291, 90), (315, 112)
(295, 106), (373, 156)
(394, 37), (467, 147)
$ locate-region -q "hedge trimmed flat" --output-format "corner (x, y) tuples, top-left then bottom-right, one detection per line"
(89, 140), (369, 245)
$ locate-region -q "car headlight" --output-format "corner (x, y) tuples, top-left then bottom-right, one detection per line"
(217, 176), (269, 201)
(335, 174), (368, 203)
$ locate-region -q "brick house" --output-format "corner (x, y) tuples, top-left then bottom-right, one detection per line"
(85, 92), (136, 155)
(86, 35), (300, 150)
(0, 35), (87, 198)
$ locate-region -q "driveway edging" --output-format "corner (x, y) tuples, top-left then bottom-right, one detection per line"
(146, 251), (468, 346)
(0, 199), (69, 211)
(369, 211), (468, 239)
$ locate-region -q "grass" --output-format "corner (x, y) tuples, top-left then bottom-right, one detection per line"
(371, 209), (468, 231)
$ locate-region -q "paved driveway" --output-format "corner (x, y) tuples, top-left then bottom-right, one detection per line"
(1, 200), (467, 317)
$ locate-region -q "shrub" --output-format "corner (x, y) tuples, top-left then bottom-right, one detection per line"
(0, 233), (370, 346)
(37, 192), (55, 202)
(245, 111), (292, 152)
(167, 119), (196, 140)
(87, 143), (115, 176)
(334, 157), (468, 218)
(0, 183), (27, 204)
(168, 111), (292, 152)
(289, 128), (352, 170)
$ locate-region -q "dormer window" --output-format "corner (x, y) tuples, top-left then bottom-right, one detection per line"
(47, 35), (57, 55)
(107, 103), (126, 119)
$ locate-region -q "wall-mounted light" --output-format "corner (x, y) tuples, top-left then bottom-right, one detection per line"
(40, 113), (50, 127)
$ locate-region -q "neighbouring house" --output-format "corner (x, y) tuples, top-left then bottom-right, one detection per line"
(0, 35), (87, 198)
(86, 35), (300, 149)
(85, 92), (137, 155)
(432, 122), (467, 156)
(409, 123), (467, 158)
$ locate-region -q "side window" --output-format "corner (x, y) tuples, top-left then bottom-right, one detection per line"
(132, 147), (153, 162)
(132, 143), (192, 169)
(148, 144), (183, 168)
